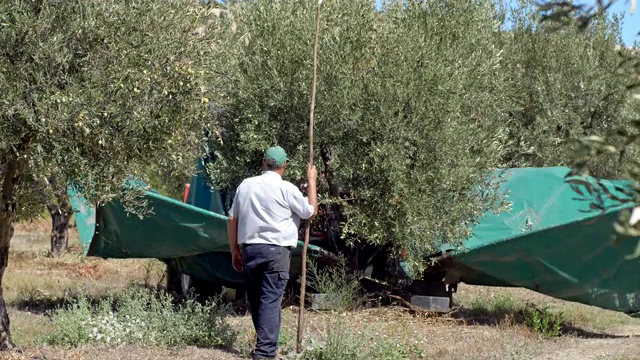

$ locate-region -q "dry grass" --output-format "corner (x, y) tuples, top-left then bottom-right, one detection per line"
(455, 285), (638, 331)
(1, 217), (639, 359)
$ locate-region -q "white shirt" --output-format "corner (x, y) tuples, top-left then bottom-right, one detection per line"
(229, 171), (315, 248)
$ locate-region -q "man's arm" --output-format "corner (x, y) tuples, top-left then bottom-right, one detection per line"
(228, 215), (243, 272)
(227, 185), (243, 272)
(306, 168), (318, 218)
(228, 215), (240, 255)
(289, 163), (318, 220)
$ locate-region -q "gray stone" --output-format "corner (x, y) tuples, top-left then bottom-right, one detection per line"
(310, 293), (342, 310)
(410, 295), (452, 313)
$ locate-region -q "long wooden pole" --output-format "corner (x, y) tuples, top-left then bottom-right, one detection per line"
(297, 0), (322, 353)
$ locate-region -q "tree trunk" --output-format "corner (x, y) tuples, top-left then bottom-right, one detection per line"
(47, 203), (70, 258)
(47, 176), (71, 258)
(319, 144), (363, 269)
(0, 245), (12, 351)
(0, 158), (22, 350)
(319, 145), (373, 273)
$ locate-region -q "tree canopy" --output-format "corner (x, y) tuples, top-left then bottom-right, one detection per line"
(501, 0), (638, 177)
(205, 0), (514, 273)
(534, 0), (640, 258)
(203, 0), (638, 273)
(0, 0), (215, 349)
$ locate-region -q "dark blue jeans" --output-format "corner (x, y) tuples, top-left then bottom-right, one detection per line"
(241, 244), (291, 359)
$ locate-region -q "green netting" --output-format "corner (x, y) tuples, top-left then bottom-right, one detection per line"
(71, 189), (230, 258)
(447, 166), (640, 314)
(68, 164), (326, 287)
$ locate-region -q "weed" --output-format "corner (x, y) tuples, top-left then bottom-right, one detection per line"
(467, 293), (523, 318)
(41, 285), (237, 349)
(236, 316), (298, 357)
(306, 255), (362, 311)
(295, 318), (424, 360)
(466, 293), (565, 337)
(524, 304), (565, 338)
(142, 259), (166, 289)
(278, 324), (296, 356)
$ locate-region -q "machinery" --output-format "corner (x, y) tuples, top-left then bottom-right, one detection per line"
(69, 158), (640, 315)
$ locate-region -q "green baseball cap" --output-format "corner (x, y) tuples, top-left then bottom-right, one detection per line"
(264, 146), (288, 166)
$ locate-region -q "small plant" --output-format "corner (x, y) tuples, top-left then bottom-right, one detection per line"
(277, 325), (296, 356)
(142, 259), (167, 289)
(296, 318), (423, 360)
(524, 304), (565, 338)
(42, 285), (237, 349)
(306, 255), (363, 311)
(468, 293), (522, 318)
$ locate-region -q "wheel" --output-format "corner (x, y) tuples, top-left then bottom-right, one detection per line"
(166, 264), (191, 298)
(180, 273), (192, 297)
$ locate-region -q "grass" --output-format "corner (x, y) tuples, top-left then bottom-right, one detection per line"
(295, 317), (425, 360)
(2, 218), (640, 360)
(43, 286), (237, 349)
(455, 286), (639, 332)
(306, 255), (363, 311)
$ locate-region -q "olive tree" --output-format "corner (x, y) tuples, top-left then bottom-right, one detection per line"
(44, 175), (73, 258)
(204, 0), (512, 274)
(0, 0), (214, 349)
(534, 0), (640, 257)
(501, 0), (635, 178)
(0, 171), (74, 258)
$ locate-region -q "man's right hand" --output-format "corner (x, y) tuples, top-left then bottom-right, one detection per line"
(306, 163), (318, 217)
(307, 163), (317, 183)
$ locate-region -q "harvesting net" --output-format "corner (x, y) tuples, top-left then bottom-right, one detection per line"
(443, 167), (640, 314)
(69, 166), (640, 314)
(68, 163), (327, 288)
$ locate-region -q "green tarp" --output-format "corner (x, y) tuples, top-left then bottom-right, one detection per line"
(445, 167), (640, 314)
(68, 164), (327, 287)
(74, 190), (230, 258)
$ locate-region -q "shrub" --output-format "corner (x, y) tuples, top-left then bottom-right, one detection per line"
(467, 293), (523, 318)
(307, 255), (363, 311)
(42, 286), (237, 349)
(524, 304), (565, 338)
(297, 318), (423, 360)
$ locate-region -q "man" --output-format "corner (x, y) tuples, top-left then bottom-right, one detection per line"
(227, 145), (318, 360)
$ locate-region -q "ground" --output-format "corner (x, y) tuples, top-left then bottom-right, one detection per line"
(1, 219), (639, 359)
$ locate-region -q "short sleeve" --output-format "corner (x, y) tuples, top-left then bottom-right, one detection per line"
(287, 185), (314, 220)
(229, 183), (243, 218)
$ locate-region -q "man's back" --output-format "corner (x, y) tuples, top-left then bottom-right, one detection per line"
(226, 146), (317, 360)
(230, 171), (314, 248)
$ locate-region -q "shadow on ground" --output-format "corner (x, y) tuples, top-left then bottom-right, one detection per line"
(12, 293), (111, 316)
(452, 305), (639, 339)
(12, 282), (256, 319)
